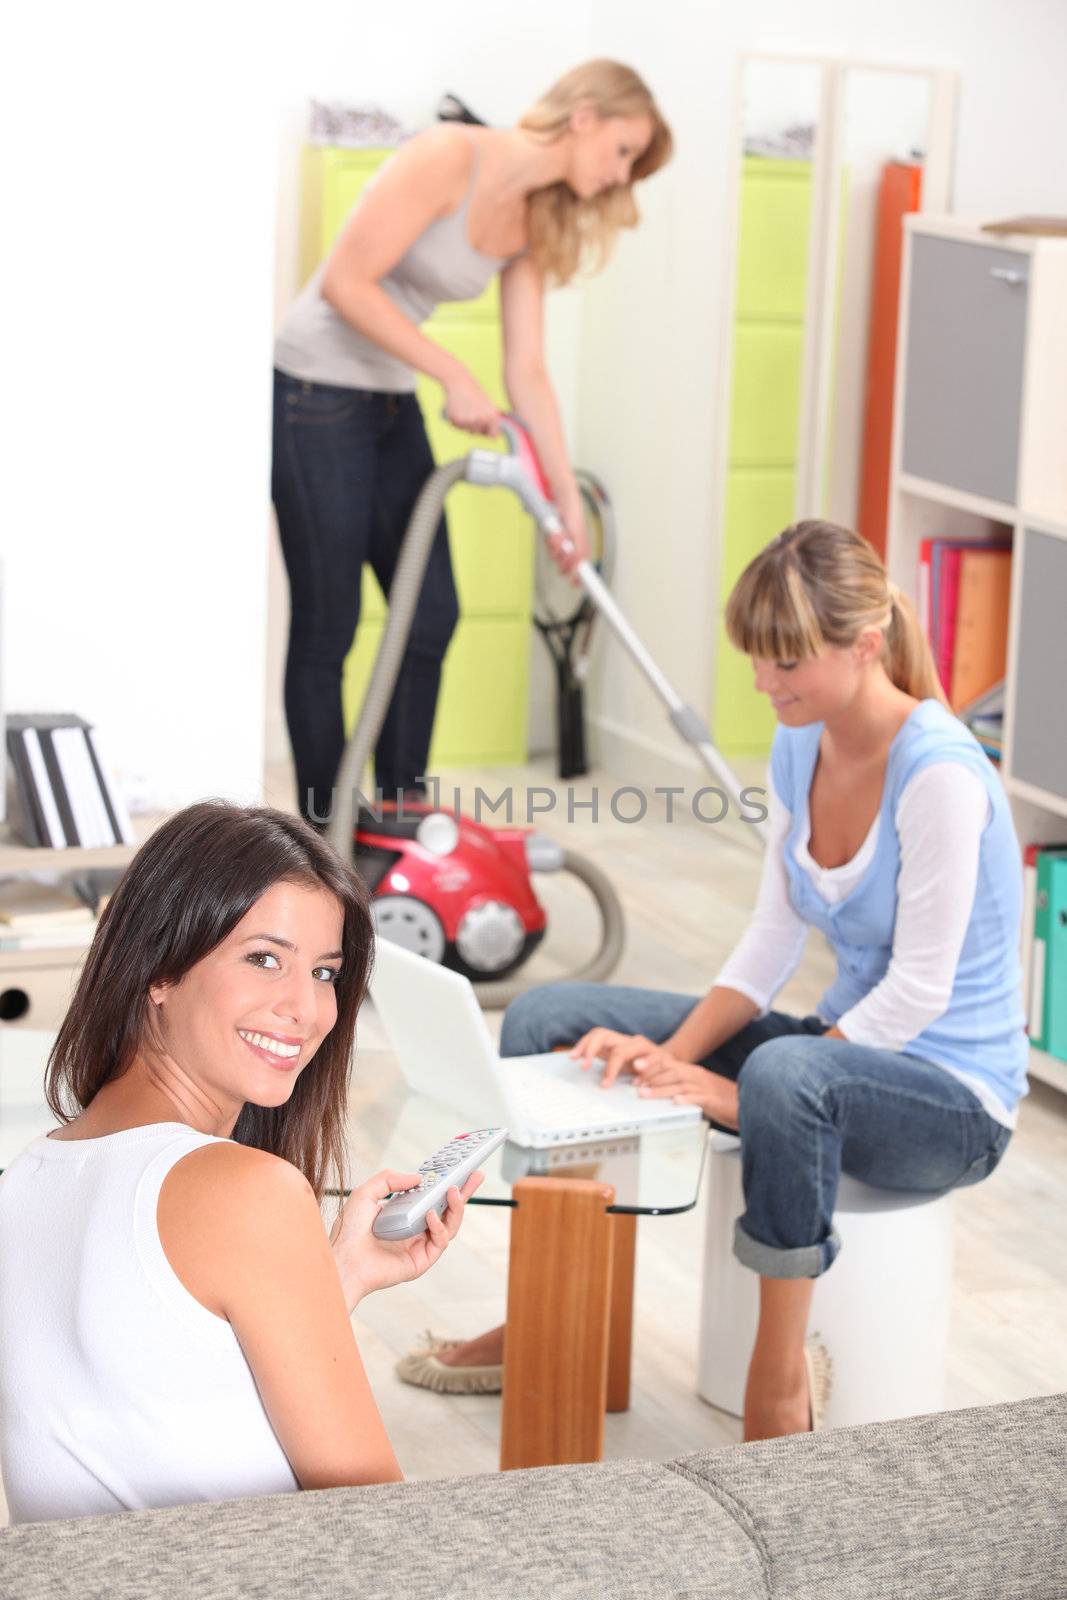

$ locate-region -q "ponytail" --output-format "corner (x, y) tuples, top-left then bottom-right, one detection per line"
(884, 584), (949, 706)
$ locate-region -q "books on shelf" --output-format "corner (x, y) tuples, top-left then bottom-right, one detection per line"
(5, 714), (135, 850)
(0, 875), (101, 954)
(1022, 844), (1067, 1063)
(0, 923), (96, 954)
(918, 538), (1012, 723)
(0, 880), (94, 929)
(957, 680), (1005, 762)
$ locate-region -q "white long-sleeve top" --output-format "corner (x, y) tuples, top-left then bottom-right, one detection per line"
(713, 762), (1014, 1126)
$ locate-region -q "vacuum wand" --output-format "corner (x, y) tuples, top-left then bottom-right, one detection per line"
(466, 418), (767, 842)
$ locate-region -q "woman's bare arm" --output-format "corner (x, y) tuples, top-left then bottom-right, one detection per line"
(664, 985), (761, 1063)
(159, 1144), (403, 1488)
(319, 126), (498, 433)
(500, 254), (588, 567)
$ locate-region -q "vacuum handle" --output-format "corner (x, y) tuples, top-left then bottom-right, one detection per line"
(497, 415), (552, 498)
(465, 413), (767, 841)
(465, 413), (568, 543)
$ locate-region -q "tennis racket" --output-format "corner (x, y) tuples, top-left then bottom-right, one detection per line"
(532, 469), (616, 779)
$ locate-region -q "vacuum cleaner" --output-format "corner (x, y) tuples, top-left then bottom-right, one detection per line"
(326, 417), (764, 1007)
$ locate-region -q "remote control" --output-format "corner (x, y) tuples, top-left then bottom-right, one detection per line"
(371, 1126), (508, 1240)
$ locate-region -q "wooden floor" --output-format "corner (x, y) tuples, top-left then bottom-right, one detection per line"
(269, 756), (1067, 1479)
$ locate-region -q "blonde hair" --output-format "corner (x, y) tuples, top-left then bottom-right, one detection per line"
(725, 520), (948, 706)
(519, 60), (672, 287)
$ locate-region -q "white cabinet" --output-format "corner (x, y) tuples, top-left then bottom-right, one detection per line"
(900, 233), (1030, 504)
(888, 216), (1067, 1095)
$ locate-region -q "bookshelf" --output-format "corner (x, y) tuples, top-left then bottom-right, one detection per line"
(0, 815), (165, 1027)
(887, 215), (1067, 1095)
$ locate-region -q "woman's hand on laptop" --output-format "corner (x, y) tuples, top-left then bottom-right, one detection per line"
(569, 1029), (662, 1088)
(632, 1053), (739, 1129)
(329, 1168), (484, 1308)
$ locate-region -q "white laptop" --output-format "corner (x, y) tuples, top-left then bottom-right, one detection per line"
(367, 938), (703, 1149)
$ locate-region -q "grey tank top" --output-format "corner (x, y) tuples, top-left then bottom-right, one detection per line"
(274, 135), (510, 393)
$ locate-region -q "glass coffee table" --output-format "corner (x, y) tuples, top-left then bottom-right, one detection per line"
(1, 1031), (708, 1471)
(344, 1049), (709, 1470)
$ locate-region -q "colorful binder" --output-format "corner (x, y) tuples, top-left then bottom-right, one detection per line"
(1029, 847), (1067, 1049)
(917, 538), (1010, 704)
(950, 549), (1012, 710)
(1044, 855), (1067, 1062)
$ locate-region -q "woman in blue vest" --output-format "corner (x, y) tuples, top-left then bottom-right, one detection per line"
(399, 520), (1026, 1439)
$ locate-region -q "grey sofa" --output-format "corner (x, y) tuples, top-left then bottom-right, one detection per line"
(1, 1395), (1064, 1599)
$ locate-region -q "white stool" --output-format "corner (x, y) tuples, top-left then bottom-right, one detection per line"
(697, 1134), (954, 1428)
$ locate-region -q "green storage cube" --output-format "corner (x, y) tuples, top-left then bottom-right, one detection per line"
(735, 159), (813, 321)
(342, 615), (530, 768)
(727, 325), (806, 466)
(720, 468), (798, 597)
(300, 144), (532, 769)
(715, 158), (812, 757)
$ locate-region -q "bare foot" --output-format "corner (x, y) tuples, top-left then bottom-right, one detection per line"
(743, 1358), (811, 1442)
(437, 1324), (505, 1367)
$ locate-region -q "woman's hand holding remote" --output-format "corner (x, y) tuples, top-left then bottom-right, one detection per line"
(329, 1168), (484, 1311)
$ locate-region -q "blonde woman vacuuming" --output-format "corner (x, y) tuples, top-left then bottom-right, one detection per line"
(273, 60), (672, 822)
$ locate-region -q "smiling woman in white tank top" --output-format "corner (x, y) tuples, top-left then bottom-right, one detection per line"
(0, 802), (482, 1522)
(271, 61), (672, 825)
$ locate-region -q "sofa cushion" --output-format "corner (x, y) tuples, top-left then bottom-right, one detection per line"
(670, 1394), (1067, 1598)
(0, 1454), (764, 1600)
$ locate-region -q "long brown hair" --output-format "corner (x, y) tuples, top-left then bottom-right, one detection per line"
(46, 802), (374, 1201)
(520, 59), (673, 286)
(725, 519), (948, 705)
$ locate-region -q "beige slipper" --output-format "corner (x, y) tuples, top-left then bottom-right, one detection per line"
(395, 1331), (503, 1395)
(803, 1334), (832, 1431)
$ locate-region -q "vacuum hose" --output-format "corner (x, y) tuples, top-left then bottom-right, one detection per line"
(474, 846), (626, 1009)
(326, 454), (625, 1007)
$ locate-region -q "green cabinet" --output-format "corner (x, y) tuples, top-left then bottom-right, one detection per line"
(299, 146), (531, 769)
(715, 158), (813, 756)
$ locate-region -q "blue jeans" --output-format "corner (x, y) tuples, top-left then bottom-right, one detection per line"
(271, 371), (458, 820)
(501, 983), (1012, 1278)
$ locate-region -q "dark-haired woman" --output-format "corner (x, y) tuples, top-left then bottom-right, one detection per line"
(0, 803), (480, 1523)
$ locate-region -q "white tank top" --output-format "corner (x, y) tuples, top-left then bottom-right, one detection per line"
(0, 1122), (299, 1523)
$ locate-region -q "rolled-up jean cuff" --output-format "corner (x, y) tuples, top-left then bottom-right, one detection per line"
(733, 1218), (841, 1279)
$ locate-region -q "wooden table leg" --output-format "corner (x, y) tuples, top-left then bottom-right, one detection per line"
(607, 1211), (637, 1413)
(500, 1176), (615, 1471)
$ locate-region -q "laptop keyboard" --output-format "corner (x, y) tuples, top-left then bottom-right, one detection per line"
(507, 1063), (683, 1133)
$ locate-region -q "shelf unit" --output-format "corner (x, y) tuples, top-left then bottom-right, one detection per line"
(887, 215), (1067, 1095)
(0, 816), (165, 1029)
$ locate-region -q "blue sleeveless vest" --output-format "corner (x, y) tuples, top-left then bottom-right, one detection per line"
(769, 699), (1028, 1113)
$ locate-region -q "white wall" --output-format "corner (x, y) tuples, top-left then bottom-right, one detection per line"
(5, 2), (1065, 809)
(2, 3), (284, 811)
(575, 0), (1067, 788)
(2, 0), (593, 811)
